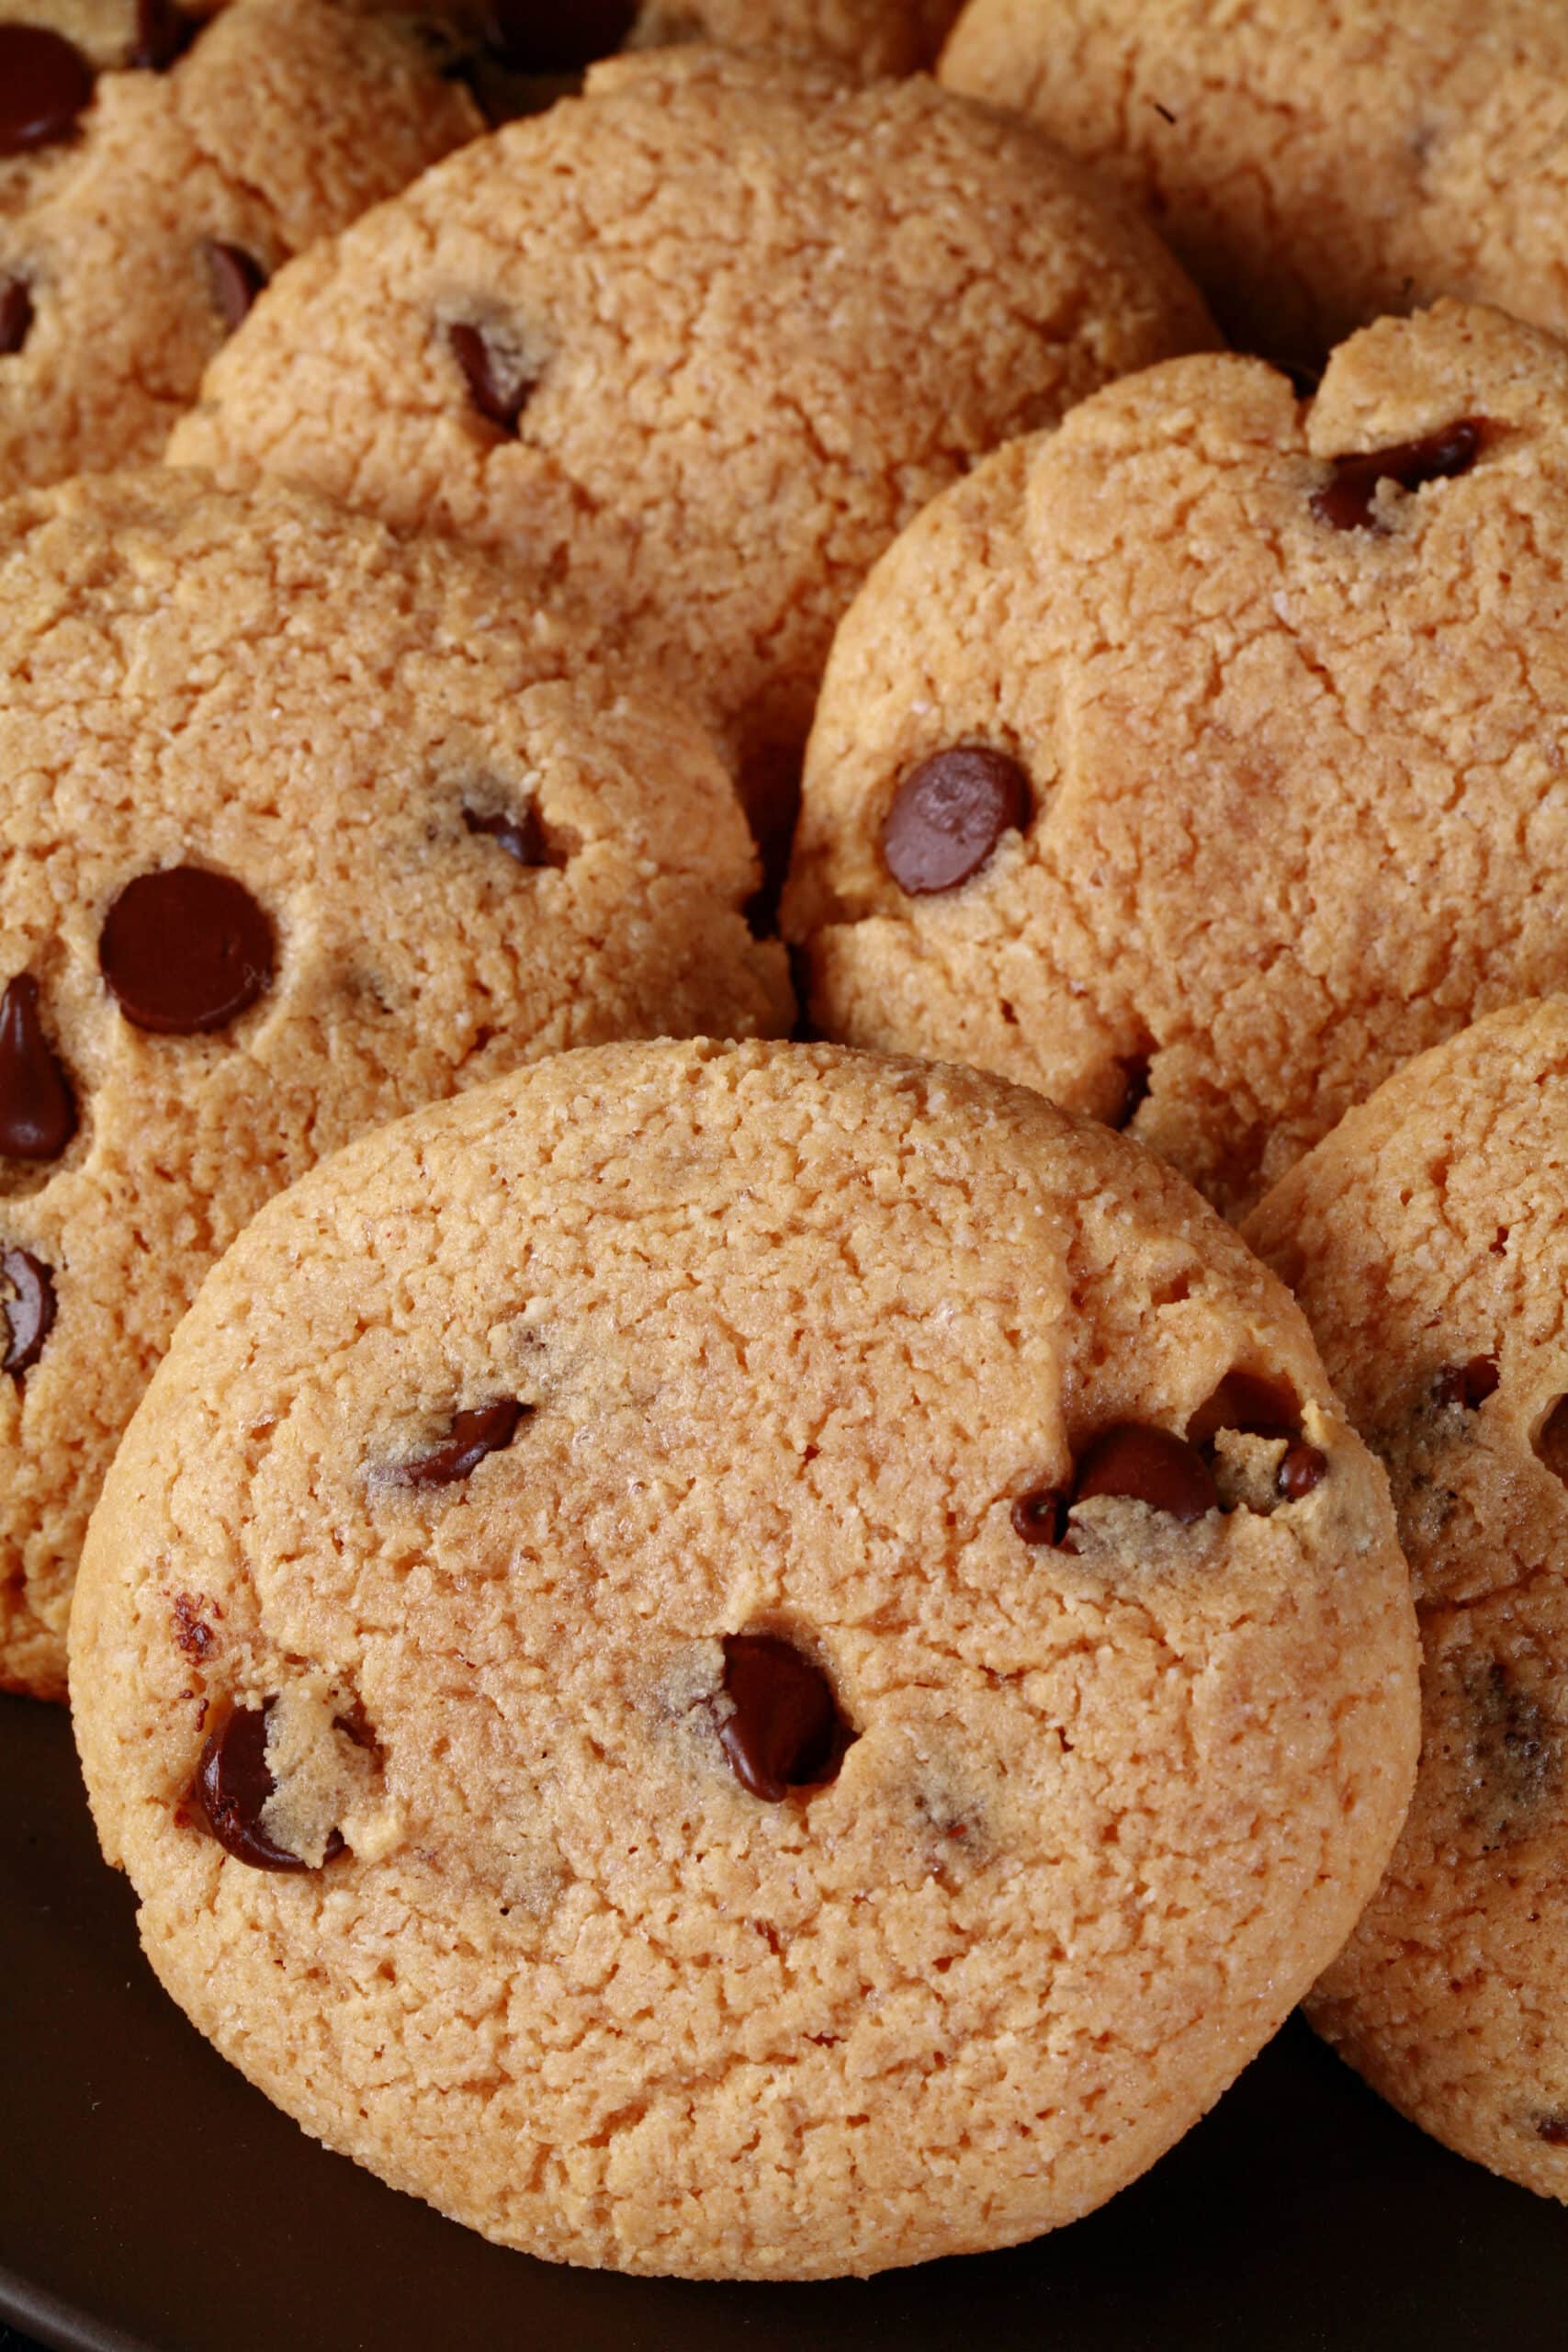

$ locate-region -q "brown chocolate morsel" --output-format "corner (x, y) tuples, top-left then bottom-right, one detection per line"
(205, 242), (267, 334)
(0, 277), (33, 357)
(191, 1701), (344, 1872)
(1, 1246), (56, 1376)
(1010, 1487), (1067, 1547)
(0, 24), (95, 153)
(0, 975), (76, 1161)
(1435, 1354), (1500, 1410)
(464, 803), (546, 867)
(1536, 2114), (1568, 2146)
(1313, 418), (1485, 533)
(1277, 1442), (1328, 1501)
(1188, 1369), (1301, 1450)
(99, 865), (274, 1034)
(449, 322), (534, 433)
(394, 1398), (528, 1487)
(1073, 1422), (1218, 1523)
(128, 0), (196, 70)
(717, 1632), (852, 1804)
(1459, 1658), (1559, 1849)
(881, 746), (1030, 896)
(482, 0), (637, 72)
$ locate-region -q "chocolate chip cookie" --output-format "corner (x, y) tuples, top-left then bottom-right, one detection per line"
(167, 43), (1214, 835)
(784, 300), (1568, 1217)
(0, 468), (788, 1700)
(1244, 998), (1568, 2201)
(0, 0), (479, 496)
(71, 1035), (1416, 2277)
(941, 0), (1568, 372)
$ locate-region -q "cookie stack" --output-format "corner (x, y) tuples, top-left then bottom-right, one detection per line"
(3, 0), (1566, 2291)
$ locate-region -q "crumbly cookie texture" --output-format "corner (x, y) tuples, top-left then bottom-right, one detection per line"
(166, 44), (1215, 828)
(784, 300), (1568, 1219)
(1244, 1000), (1568, 2202)
(940, 0), (1568, 370)
(0, 469), (787, 1701)
(71, 1036), (1417, 2278)
(0, 0), (480, 496)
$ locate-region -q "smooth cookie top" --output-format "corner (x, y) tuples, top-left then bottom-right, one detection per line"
(0, 468), (786, 1697)
(1245, 999), (1568, 2199)
(785, 300), (1568, 1217)
(72, 1037), (1416, 2278)
(167, 44), (1214, 820)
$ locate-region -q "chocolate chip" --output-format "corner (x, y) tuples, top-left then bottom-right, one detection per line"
(1010, 1487), (1068, 1546)
(205, 241), (267, 334)
(1435, 1355), (1499, 1411)
(1313, 419), (1485, 532)
(1, 1246), (55, 1376)
(0, 277), (33, 357)
(0, 25), (95, 154)
(393, 1398), (528, 1487)
(1459, 1658), (1559, 1849)
(1073, 1423), (1218, 1523)
(1188, 1370), (1302, 1449)
(480, 0), (637, 72)
(0, 975), (76, 1161)
(190, 1701), (341, 1872)
(464, 804), (547, 867)
(99, 865), (274, 1035)
(449, 322), (534, 433)
(170, 1592), (215, 1662)
(881, 746), (1030, 896)
(1536, 2114), (1568, 2146)
(1278, 1442), (1328, 1501)
(716, 1633), (852, 1804)
(127, 0), (196, 70)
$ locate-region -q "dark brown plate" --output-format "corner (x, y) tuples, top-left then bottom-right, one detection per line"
(2, 1689), (1562, 2352)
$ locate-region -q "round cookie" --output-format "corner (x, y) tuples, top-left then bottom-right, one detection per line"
(941, 0), (1568, 372)
(0, 0), (480, 497)
(784, 300), (1568, 1219)
(165, 44), (1215, 835)
(0, 467), (788, 1701)
(1243, 1000), (1568, 2200)
(70, 1035), (1417, 2278)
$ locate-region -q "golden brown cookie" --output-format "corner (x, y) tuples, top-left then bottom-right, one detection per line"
(71, 1036), (1417, 2278)
(784, 300), (1568, 1218)
(166, 44), (1214, 832)
(0, 468), (787, 1700)
(1244, 999), (1568, 2202)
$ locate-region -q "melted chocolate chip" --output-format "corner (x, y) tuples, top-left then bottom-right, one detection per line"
(170, 1592), (215, 1662)
(128, 0), (196, 70)
(1073, 1423), (1217, 1523)
(481, 0), (637, 72)
(449, 322), (534, 433)
(0, 25), (95, 154)
(1436, 1355), (1499, 1411)
(1536, 2114), (1568, 2146)
(1, 1247), (55, 1376)
(190, 1702), (340, 1872)
(1313, 419), (1485, 532)
(0, 975), (76, 1161)
(205, 241), (267, 334)
(881, 746), (1030, 896)
(1010, 1487), (1068, 1546)
(1460, 1658), (1559, 1848)
(717, 1633), (851, 1804)
(0, 277), (33, 357)
(1188, 1370), (1302, 1449)
(1278, 1441), (1328, 1501)
(99, 866), (274, 1034)
(464, 804), (547, 867)
(394, 1398), (528, 1487)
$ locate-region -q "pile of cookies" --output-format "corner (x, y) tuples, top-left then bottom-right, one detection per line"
(5, 0), (1568, 2286)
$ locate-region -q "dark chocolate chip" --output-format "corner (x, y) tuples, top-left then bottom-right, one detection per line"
(99, 865), (274, 1034)
(1536, 2114), (1568, 2146)
(0, 24), (95, 154)
(1435, 1354), (1499, 1410)
(1073, 1422), (1218, 1523)
(205, 241), (267, 334)
(1313, 418), (1485, 533)
(1188, 1370), (1302, 1449)
(190, 1701), (341, 1872)
(1010, 1487), (1068, 1546)
(1, 1246), (55, 1376)
(0, 974), (76, 1161)
(881, 746), (1030, 896)
(394, 1398), (528, 1487)
(449, 321), (534, 433)
(717, 1632), (851, 1804)
(464, 803), (547, 867)
(480, 0), (637, 72)
(1277, 1442), (1328, 1501)
(127, 0), (196, 70)
(171, 1592), (215, 1662)
(1461, 1658), (1558, 1847)
(0, 277), (33, 357)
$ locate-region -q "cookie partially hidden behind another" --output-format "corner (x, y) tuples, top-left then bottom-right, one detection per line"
(1245, 1000), (1568, 2202)
(72, 1037), (1416, 2277)
(0, 469), (787, 1700)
